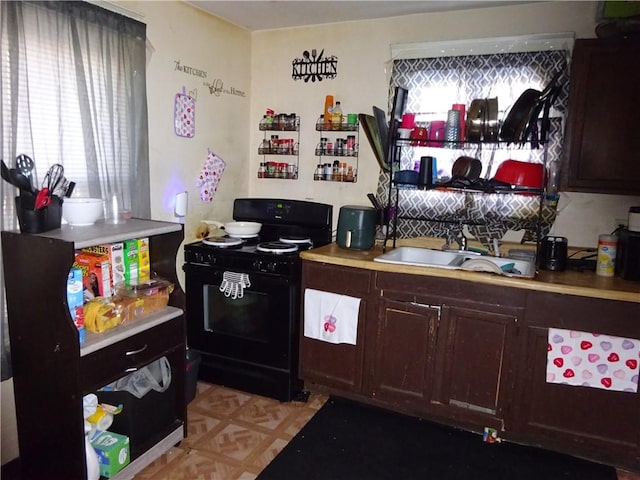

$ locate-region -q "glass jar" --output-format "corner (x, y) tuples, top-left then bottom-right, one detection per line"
(257, 162), (267, 178)
(314, 164), (323, 180)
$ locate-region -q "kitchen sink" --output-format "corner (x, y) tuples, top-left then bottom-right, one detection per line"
(373, 247), (466, 269)
(374, 247), (536, 278)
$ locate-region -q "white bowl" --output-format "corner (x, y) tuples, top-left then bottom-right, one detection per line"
(62, 198), (104, 226)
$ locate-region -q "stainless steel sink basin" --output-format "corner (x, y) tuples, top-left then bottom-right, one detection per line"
(374, 247), (536, 278)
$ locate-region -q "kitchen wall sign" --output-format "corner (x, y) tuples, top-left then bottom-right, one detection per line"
(546, 328), (639, 393)
(292, 49), (338, 82)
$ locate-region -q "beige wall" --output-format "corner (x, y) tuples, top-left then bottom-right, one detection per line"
(248, 1), (638, 247)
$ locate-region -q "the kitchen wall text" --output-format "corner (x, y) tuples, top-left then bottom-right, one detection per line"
(174, 60), (208, 79)
(204, 78), (246, 98)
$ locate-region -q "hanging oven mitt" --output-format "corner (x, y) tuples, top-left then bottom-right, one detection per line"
(196, 149), (226, 203)
(174, 86), (195, 138)
(219, 272), (251, 299)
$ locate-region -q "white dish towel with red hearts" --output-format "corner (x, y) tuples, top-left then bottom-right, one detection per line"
(303, 288), (360, 345)
(546, 328), (639, 393)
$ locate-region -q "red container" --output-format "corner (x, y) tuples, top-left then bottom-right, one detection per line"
(493, 159), (546, 188)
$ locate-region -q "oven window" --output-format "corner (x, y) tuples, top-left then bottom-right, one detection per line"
(203, 285), (270, 343)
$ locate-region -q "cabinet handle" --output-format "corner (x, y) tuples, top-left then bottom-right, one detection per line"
(124, 367), (138, 373)
(125, 344), (148, 356)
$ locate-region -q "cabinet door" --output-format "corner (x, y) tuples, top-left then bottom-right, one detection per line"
(513, 292), (640, 470)
(430, 305), (518, 430)
(564, 38), (640, 195)
(299, 262), (371, 393)
(370, 298), (438, 411)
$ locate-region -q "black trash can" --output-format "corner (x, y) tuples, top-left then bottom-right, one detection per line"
(185, 349), (201, 404)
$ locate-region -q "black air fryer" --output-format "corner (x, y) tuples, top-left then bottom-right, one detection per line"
(336, 205), (377, 250)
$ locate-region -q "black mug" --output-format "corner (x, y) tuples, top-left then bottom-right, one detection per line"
(541, 235), (567, 271)
(418, 156), (435, 189)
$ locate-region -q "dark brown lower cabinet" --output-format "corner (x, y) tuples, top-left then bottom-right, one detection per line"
(299, 260), (640, 471)
(374, 272), (523, 430)
(299, 262), (372, 393)
(370, 297), (438, 409)
(513, 292), (640, 471)
(430, 304), (520, 431)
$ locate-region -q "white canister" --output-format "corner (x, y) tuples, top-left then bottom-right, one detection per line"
(596, 234), (617, 277)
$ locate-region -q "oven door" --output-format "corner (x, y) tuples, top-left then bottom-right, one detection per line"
(184, 263), (297, 370)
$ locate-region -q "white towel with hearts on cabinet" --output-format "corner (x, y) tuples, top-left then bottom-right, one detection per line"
(304, 288), (360, 345)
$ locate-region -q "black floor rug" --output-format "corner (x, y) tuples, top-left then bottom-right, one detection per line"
(258, 397), (617, 480)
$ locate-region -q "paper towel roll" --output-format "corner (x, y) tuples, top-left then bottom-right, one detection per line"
(87, 407), (113, 435)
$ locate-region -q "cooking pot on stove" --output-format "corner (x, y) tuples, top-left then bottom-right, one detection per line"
(203, 220), (262, 237)
(336, 205), (376, 250)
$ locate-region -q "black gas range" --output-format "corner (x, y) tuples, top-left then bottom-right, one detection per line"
(183, 198), (332, 401)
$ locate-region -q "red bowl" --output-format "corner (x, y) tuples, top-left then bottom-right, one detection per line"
(493, 159), (546, 188)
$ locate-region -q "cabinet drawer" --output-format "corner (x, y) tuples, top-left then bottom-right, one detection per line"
(80, 317), (185, 391)
(303, 262), (372, 296)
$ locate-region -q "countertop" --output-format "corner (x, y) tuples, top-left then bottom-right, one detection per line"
(301, 239), (640, 304)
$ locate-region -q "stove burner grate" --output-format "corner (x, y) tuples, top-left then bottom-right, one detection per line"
(256, 241), (299, 254)
(279, 235), (312, 245)
(202, 236), (244, 248)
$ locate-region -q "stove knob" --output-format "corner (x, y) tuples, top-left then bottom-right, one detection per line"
(194, 252), (204, 263)
(267, 262), (278, 273)
(206, 254), (217, 265)
(253, 260), (263, 271)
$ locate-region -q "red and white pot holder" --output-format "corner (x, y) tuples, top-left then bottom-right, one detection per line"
(174, 86), (195, 138)
(196, 150), (226, 203)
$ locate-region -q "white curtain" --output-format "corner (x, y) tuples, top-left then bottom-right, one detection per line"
(0, 1), (150, 380)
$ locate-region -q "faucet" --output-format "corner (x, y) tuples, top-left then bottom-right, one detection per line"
(457, 231), (467, 251)
(443, 226), (467, 251)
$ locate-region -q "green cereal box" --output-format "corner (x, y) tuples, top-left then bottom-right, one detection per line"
(91, 431), (130, 478)
(123, 239), (139, 285)
(137, 237), (150, 282)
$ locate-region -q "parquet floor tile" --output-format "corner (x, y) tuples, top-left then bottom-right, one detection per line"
(133, 382), (639, 480)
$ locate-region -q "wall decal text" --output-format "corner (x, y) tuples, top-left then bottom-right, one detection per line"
(204, 78), (246, 98)
(174, 60), (208, 79)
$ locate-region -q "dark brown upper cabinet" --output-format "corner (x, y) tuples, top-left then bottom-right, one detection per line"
(563, 38), (640, 195)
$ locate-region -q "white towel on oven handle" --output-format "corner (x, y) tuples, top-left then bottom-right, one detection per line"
(304, 288), (360, 345)
(220, 272), (251, 299)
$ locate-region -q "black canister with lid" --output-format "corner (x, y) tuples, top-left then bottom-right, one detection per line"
(540, 235), (568, 271)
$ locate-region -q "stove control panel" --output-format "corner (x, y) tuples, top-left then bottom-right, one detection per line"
(184, 245), (298, 277)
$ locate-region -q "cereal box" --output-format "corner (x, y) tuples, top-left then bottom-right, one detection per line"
(137, 237), (150, 282)
(73, 251), (111, 301)
(123, 239), (139, 285)
(83, 243), (125, 294)
(67, 267), (85, 344)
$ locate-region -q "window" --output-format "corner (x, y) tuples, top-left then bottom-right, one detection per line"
(1, 1), (150, 380)
(378, 34), (572, 247)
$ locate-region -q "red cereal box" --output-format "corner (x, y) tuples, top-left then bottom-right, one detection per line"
(73, 251), (112, 301)
(83, 243), (125, 295)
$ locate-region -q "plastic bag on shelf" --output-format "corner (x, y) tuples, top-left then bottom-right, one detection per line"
(102, 356), (172, 399)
